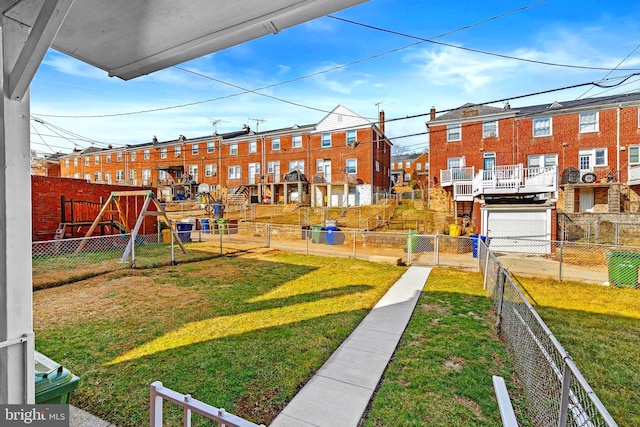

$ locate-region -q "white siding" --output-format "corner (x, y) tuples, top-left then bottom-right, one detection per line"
(315, 105), (370, 133)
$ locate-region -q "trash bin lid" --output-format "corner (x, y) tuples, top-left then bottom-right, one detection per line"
(35, 351), (74, 393)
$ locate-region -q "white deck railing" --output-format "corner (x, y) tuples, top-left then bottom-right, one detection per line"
(150, 381), (264, 427)
(440, 167), (475, 186)
(453, 181), (473, 201)
(472, 165), (557, 196)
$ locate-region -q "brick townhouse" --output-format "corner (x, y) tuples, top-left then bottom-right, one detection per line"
(427, 92), (640, 252)
(58, 105), (393, 207)
(390, 153), (430, 190)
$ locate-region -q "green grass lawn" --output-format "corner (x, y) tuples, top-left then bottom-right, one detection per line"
(362, 268), (526, 426)
(516, 277), (640, 427)
(34, 252), (405, 426)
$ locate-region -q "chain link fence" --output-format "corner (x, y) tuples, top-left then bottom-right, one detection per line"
(480, 243), (618, 427)
(559, 215), (640, 247)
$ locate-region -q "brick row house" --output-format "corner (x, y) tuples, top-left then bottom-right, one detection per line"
(58, 105), (393, 207)
(427, 92), (640, 252)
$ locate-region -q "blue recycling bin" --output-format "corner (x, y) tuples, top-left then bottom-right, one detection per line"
(176, 222), (193, 242)
(213, 203), (224, 218)
(471, 235), (487, 258)
(325, 225), (340, 245)
(200, 218), (210, 233)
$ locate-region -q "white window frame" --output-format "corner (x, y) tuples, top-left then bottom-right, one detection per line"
(272, 138), (280, 151)
(346, 130), (357, 145)
(316, 159), (324, 173)
(579, 148), (607, 171)
(482, 120), (498, 138)
(205, 164), (217, 177)
(105, 172), (112, 184)
(144, 149), (150, 160)
(116, 170), (124, 181)
(160, 147), (167, 159)
(105, 154), (111, 163)
(321, 133), (331, 148)
(248, 139), (257, 153)
(94, 155), (99, 164)
(228, 165), (241, 179)
(117, 152), (122, 162)
(292, 135), (302, 149)
(375, 160), (380, 172)
(142, 169), (151, 181)
(65, 159), (69, 167)
(533, 117), (552, 137)
(527, 154), (558, 168)
(188, 165), (198, 182)
(230, 143), (238, 155)
(174, 146), (181, 157)
(73, 157), (78, 167)
(83, 173), (91, 181)
(630, 145), (640, 165)
(94, 172), (101, 182)
(447, 124), (461, 142)
(579, 111), (599, 133)
(207, 141), (215, 153)
(447, 157), (465, 169)
(130, 151), (137, 161)
(129, 169), (136, 180)
(289, 160), (304, 172)
(346, 159), (357, 174)
(84, 157), (90, 166)
(191, 143), (199, 155)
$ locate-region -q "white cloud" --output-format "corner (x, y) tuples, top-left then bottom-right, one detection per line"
(42, 53), (107, 79)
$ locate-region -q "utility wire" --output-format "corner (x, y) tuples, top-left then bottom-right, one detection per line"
(576, 41), (640, 99)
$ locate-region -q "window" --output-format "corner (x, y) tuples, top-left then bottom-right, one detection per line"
(483, 120), (498, 138)
(73, 173), (80, 179)
(94, 155), (100, 164)
(483, 152), (496, 170)
(447, 157), (465, 169)
(346, 159), (357, 174)
(116, 170), (124, 181)
(316, 159), (324, 173)
(228, 165), (241, 179)
(160, 147), (167, 159)
(205, 164), (217, 177)
(447, 124), (461, 142)
(188, 165), (198, 182)
(272, 138), (280, 150)
(207, 141), (215, 153)
(346, 130), (357, 145)
(142, 169), (151, 182)
(375, 160), (380, 172)
(94, 172), (101, 182)
(321, 133), (331, 148)
(528, 154), (557, 168)
(84, 157), (89, 166)
(289, 160), (304, 172)
(230, 143), (238, 155)
(268, 161), (279, 173)
(65, 159), (69, 167)
(158, 170), (168, 182)
(416, 163), (422, 171)
(130, 151), (137, 161)
(533, 117), (552, 137)
(105, 172), (111, 184)
(105, 154), (111, 163)
(292, 135), (302, 148)
(630, 146), (640, 165)
(405, 161), (410, 168)
(579, 111), (599, 133)
(84, 174), (91, 181)
(248, 139), (257, 153)
(144, 149), (150, 160)
(175, 146), (181, 157)
(579, 148), (607, 171)
(129, 169), (136, 181)
(191, 143), (199, 155)
(117, 152), (122, 162)
(73, 157), (78, 167)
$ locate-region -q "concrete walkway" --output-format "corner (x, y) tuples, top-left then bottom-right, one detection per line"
(70, 406), (117, 427)
(271, 266), (432, 427)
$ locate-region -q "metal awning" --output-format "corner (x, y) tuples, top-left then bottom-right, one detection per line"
(156, 165), (184, 173)
(4, 0), (367, 81)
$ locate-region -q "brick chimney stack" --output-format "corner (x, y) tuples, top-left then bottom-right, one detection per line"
(379, 109), (385, 133)
(430, 106), (436, 120)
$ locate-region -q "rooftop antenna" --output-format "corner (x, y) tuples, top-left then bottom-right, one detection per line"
(209, 118), (229, 134)
(248, 118), (266, 132)
(375, 100), (386, 114)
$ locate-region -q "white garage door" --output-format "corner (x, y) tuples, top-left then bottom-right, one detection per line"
(484, 209), (551, 254)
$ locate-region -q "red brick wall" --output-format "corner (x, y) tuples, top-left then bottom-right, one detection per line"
(32, 176), (157, 241)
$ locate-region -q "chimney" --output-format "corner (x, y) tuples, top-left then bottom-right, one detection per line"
(430, 106), (436, 120)
(379, 110), (385, 133)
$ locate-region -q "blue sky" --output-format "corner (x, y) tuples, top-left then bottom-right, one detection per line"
(30, 0), (640, 156)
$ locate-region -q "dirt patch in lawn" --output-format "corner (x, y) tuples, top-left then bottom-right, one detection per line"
(33, 273), (206, 327)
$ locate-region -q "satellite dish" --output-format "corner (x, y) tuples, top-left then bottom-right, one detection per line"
(197, 183), (210, 194)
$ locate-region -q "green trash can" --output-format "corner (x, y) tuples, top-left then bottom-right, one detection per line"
(407, 230), (418, 252)
(35, 351), (80, 404)
(311, 224), (324, 244)
(216, 218), (229, 235)
(605, 251), (640, 288)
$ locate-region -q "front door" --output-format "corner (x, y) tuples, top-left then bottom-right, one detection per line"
(323, 160), (331, 182)
(248, 163), (260, 185)
(579, 187), (595, 213)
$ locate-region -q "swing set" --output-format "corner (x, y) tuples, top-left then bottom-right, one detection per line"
(75, 190), (187, 261)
